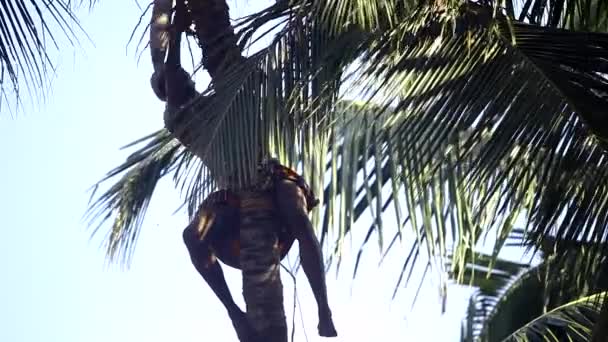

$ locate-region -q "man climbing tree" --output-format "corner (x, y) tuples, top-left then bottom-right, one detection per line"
(148, 1), (337, 341)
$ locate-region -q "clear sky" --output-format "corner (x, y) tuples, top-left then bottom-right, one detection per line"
(0, 1), (474, 341)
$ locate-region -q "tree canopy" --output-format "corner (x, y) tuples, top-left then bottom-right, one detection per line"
(5, 0), (608, 340)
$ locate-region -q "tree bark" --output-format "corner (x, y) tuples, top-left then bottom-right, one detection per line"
(187, 0), (245, 78)
(239, 191), (288, 342)
(185, 1), (288, 341)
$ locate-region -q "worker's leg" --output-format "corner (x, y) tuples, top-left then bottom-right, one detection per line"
(274, 179), (337, 337)
(182, 221), (254, 341)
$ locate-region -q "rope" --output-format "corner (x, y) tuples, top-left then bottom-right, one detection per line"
(280, 261), (310, 342)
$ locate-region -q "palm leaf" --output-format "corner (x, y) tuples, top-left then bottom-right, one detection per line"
(165, 2), (369, 217)
(0, 0), (89, 112)
(457, 253), (543, 342)
(538, 238), (608, 310)
(501, 292), (605, 342)
(316, 4), (608, 290)
(507, 0), (608, 31)
(89, 0), (608, 299)
(85, 129), (187, 264)
(458, 237), (608, 342)
(317, 0), (608, 32)
(462, 266), (605, 342)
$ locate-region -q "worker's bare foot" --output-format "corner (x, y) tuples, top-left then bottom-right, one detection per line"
(318, 310), (337, 337)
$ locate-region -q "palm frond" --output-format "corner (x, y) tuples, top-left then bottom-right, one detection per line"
(85, 129), (189, 264)
(457, 252), (543, 342)
(315, 0), (608, 32)
(457, 238), (608, 342)
(539, 238), (608, 309)
(501, 292), (605, 342)
(168, 2), (370, 217)
(318, 4), (608, 290)
(0, 0), (90, 112)
(505, 0), (608, 31)
(89, 0), (608, 294)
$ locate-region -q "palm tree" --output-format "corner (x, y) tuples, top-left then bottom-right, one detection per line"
(7, 0), (608, 341)
(457, 231), (608, 341)
(90, 0), (608, 340)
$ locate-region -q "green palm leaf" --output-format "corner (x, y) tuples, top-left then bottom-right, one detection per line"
(320, 5), (608, 288)
(86, 130), (186, 264)
(88, 0), (608, 300)
(317, 0), (608, 32)
(508, 0), (608, 31)
(0, 0), (89, 111)
(458, 253), (543, 342)
(458, 235), (608, 342)
(502, 292), (605, 342)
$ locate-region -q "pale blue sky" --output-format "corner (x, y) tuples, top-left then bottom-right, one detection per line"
(0, 1), (475, 341)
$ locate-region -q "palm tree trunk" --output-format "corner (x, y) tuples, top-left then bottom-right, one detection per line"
(187, 0), (245, 78)
(185, 1), (288, 341)
(240, 191), (288, 342)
